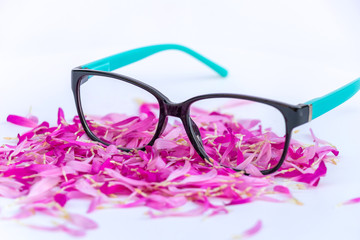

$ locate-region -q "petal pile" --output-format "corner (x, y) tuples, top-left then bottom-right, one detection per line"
(0, 104), (338, 236)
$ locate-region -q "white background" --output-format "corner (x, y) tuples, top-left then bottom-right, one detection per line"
(0, 1), (360, 239)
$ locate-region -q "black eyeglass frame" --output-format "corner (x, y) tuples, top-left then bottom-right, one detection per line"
(71, 68), (310, 175)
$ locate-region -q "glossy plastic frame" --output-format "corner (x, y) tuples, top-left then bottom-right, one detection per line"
(72, 44), (359, 175)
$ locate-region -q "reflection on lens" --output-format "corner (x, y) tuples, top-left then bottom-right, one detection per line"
(79, 75), (160, 149)
(190, 98), (286, 173)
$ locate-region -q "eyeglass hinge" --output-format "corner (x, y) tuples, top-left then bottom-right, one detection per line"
(308, 104), (313, 122)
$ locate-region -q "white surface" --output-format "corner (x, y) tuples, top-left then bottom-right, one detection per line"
(0, 1), (360, 239)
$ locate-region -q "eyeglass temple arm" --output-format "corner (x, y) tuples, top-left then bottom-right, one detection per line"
(305, 77), (360, 120)
(80, 44), (228, 77)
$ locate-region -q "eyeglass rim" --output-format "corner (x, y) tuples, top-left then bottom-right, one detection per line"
(71, 68), (310, 175)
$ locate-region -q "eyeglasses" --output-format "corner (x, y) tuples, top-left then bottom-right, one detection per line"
(71, 44), (360, 175)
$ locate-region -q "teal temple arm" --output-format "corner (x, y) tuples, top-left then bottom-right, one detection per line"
(81, 44), (228, 77)
(306, 78), (360, 120)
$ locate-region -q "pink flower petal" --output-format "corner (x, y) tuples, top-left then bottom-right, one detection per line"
(242, 220), (262, 238)
(27, 177), (60, 198)
(7, 115), (39, 128)
(68, 213), (98, 230)
(342, 197), (360, 205)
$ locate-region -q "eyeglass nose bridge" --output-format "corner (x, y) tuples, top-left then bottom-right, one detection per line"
(162, 101), (210, 163)
(164, 101), (188, 118)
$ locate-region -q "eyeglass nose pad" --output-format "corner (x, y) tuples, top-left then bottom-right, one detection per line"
(190, 119), (202, 144)
(158, 116), (168, 135)
(189, 118), (210, 162)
